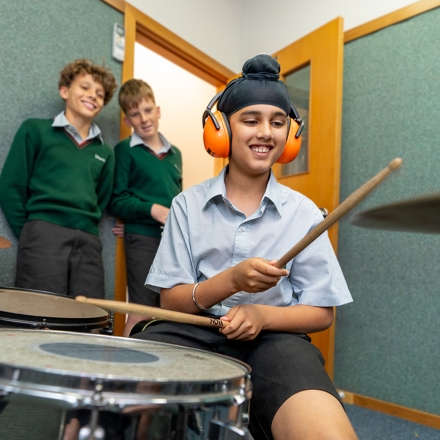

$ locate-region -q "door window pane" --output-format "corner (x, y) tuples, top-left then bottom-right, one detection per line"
(281, 64), (310, 176)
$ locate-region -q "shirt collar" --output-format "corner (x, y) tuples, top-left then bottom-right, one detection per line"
(130, 131), (172, 155)
(202, 167), (228, 209)
(264, 170), (283, 216)
(52, 112), (103, 144)
(203, 167), (283, 216)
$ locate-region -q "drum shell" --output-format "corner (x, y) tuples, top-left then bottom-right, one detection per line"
(0, 329), (252, 440)
(0, 395), (248, 440)
(0, 287), (112, 333)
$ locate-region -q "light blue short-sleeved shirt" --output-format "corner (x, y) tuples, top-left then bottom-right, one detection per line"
(146, 167), (352, 316)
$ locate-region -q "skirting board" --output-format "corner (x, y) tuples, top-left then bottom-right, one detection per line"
(338, 390), (440, 430)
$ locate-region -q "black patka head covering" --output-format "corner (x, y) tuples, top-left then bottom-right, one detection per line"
(217, 54), (291, 117)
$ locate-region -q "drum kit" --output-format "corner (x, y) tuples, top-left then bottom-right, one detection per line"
(0, 287), (251, 440)
(0, 329), (251, 440)
(1, 157), (438, 439)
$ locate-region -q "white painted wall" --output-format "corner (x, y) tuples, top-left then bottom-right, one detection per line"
(134, 43), (217, 190)
(127, 0), (241, 72)
(128, 0), (419, 72)
(240, 0), (418, 62)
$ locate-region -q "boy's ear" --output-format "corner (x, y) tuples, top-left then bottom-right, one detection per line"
(59, 86), (69, 101)
(123, 116), (133, 128)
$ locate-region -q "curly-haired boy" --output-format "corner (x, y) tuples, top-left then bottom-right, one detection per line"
(0, 59), (118, 298)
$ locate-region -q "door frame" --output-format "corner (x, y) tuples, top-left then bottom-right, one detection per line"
(102, 0), (233, 335)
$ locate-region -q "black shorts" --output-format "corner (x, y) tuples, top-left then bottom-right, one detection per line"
(124, 233), (161, 307)
(132, 321), (342, 440)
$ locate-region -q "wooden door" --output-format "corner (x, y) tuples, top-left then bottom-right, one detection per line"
(273, 17), (345, 379)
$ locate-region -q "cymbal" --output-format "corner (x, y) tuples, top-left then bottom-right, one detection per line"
(0, 236), (12, 249)
(350, 193), (440, 233)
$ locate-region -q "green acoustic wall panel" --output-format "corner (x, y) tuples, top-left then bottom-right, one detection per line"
(335, 7), (440, 415)
(0, 0), (123, 299)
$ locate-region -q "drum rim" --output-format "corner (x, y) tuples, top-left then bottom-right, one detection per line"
(0, 329), (251, 403)
(0, 286), (72, 299)
(0, 310), (111, 328)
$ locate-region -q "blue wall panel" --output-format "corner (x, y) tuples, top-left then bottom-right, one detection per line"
(0, 0), (123, 299)
(335, 7), (440, 415)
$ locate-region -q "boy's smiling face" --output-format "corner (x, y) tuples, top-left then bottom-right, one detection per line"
(228, 104), (288, 175)
(124, 98), (161, 143)
(59, 74), (105, 123)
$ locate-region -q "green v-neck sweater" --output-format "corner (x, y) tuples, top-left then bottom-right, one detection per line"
(0, 118), (115, 238)
(109, 137), (182, 238)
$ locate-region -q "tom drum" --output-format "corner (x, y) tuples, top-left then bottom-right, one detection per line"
(0, 329), (252, 440)
(0, 287), (112, 333)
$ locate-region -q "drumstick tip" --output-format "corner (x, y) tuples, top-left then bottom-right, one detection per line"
(389, 157), (403, 170)
(75, 295), (87, 303)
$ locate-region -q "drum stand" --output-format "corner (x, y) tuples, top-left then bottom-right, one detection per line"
(78, 408), (105, 440)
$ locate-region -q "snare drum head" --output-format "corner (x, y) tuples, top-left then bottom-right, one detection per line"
(0, 287), (110, 330)
(0, 329), (250, 406)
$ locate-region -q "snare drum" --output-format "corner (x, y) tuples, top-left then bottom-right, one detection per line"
(0, 287), (112, 333)
(0, 329), (252, 440)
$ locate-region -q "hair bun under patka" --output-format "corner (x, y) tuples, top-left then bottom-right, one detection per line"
(217, 54), (290, 116)
(242, 54), (280, 81)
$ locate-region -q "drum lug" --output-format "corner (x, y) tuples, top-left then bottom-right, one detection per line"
(99, 326), (113, 336)
(208, 419), (250, 439)
(38, 318), (49, 330)
(235, 395), (250, 426)
(233, 395), (246, 406)
(234, 383), (251, 427)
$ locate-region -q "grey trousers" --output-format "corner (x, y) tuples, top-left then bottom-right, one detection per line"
(124, 233), (161, 306)
(15, 220), (105, 298)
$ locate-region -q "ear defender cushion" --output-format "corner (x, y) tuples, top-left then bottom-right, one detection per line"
(276, 119), (302, 164)
(203, 110), (232, 158)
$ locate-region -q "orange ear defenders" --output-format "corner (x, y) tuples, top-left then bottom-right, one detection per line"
(202, 92), (304, 164)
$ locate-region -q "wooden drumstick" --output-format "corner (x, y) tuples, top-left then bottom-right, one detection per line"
(75, 296), (224, 328)
(275, 157), (403, 268)
(0, 236), (12, 249)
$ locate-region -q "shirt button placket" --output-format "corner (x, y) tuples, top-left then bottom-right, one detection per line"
(231, 224), (248, 266)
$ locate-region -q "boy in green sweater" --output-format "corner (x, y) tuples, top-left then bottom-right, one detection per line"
(110, 79), (182, 336)
(0, 59), (117, 298)
(110, 79), (182, 337)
